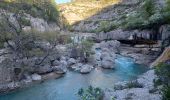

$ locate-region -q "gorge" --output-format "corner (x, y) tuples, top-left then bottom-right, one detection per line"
(0, 0), (169, 100)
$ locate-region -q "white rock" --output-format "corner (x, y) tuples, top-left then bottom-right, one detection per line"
(80, 64), (93, 74)
(68, 58), (76, 66)
(31, 74), (42, 81)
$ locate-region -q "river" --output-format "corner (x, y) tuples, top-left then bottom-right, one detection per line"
(0, 55), (148, 100)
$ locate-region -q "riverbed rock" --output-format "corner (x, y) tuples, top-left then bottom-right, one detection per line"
(80, 64), (93, 74)
(70, 63), (83, 71)
(36, 64), (52, 74)
(100, 49), (116, 69)
(68, 58), (77, 66)
(52, 60), (60, 66)
(101, 58), (115, 69)
(103, 70), (162, 100)
(31, 74), (42, 81)
(52, 65), (67, 74)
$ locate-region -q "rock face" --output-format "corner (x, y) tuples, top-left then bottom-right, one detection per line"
(69, 0), (141, 32)
(28, 16), (60, 32)
(119, 45), (159, 66)
(100, 40), (120, 53)
(159, 25), (170, 41)
(104, 70), (162, 100)
(96, 29), (152, 41)
(96, 29), (131, 41)
(0, 12), (60, 32)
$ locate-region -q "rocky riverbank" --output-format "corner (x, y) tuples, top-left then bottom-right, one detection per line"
(104, 69), (162, 100)
(0, 32), (162, 94)
(0, 72), (64, 94)
(103, 45), (170, 100)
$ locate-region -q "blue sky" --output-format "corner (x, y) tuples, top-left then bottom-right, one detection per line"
(55, 0), (71, 4)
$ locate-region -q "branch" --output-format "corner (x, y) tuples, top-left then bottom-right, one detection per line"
(35, 42), (57, 65)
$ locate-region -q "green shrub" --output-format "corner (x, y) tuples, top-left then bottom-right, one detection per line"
(141, 0), (155, 18)
(126, 81), (143, 88)
(155, 62), (170, 84)
(96, 21), (117, 33)
(81, 39), (94, 56)
(20, 17), (31, 26)
(162, 86), (170, 100)
(155, 62), (170, 100)
(122, 0), (157, 30)
(77, 86), (103, 100)
(32, 30), (59, 43)
(0, 1), (59, 22)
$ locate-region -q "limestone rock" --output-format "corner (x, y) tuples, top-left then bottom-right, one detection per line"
(80, 64), (93, 74)
(31, 74), (42, 81)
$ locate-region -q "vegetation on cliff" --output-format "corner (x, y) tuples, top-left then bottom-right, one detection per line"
(0, 0), (59, 22)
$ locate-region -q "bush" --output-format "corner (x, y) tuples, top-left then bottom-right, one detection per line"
(141, 0), (155, 18)
(96, 21), (117, 33)
(162, 86), (170, 100)
(0, 1), (59, 22)
(77, 86), (103, 100)
(155, 62), (170, 100)
(126, 80), (143, 89)
(122, 0), (157, 30)
(155, 62), (170, 85)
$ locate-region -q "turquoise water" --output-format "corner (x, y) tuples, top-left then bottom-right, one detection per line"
(0, 56), (148, 100)
(55, 0), (71, 4)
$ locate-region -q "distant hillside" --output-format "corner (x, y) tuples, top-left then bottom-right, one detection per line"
(59, 0), (170, 33)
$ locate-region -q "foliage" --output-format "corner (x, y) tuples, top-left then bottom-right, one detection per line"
(70, 39), (94, 62)
(81, 39), (94, 55)
(126, 80), (143, 89)
(122, 0), (158, 30)
(96, 21), (117, 33)
(155, 62), (170, 85)
(155, 62), (170, 100)
(162, 86), (170, 100)
(161, 0), (170, 24)
(77, 86), (103, 100)
(0, 0), (59, 22)
(141, 0), (155, 18)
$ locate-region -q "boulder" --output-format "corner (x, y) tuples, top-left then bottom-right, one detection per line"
(68, 58), (76, 66)
(36, 64), (52, 74)
(100, 40), (120, 52)
(80, 64), (93, 74)
(101, 58), (115, 69)
(52, 60), (60, 66)
(70, 63), (83, 71)
(60, 60), (68, 68)
(52, 65), (67, 74)
(101, 50), (110, 60)
(31, 74), (42, 81)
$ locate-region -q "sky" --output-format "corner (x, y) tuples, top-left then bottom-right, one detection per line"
(55, 0), (71, 4)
